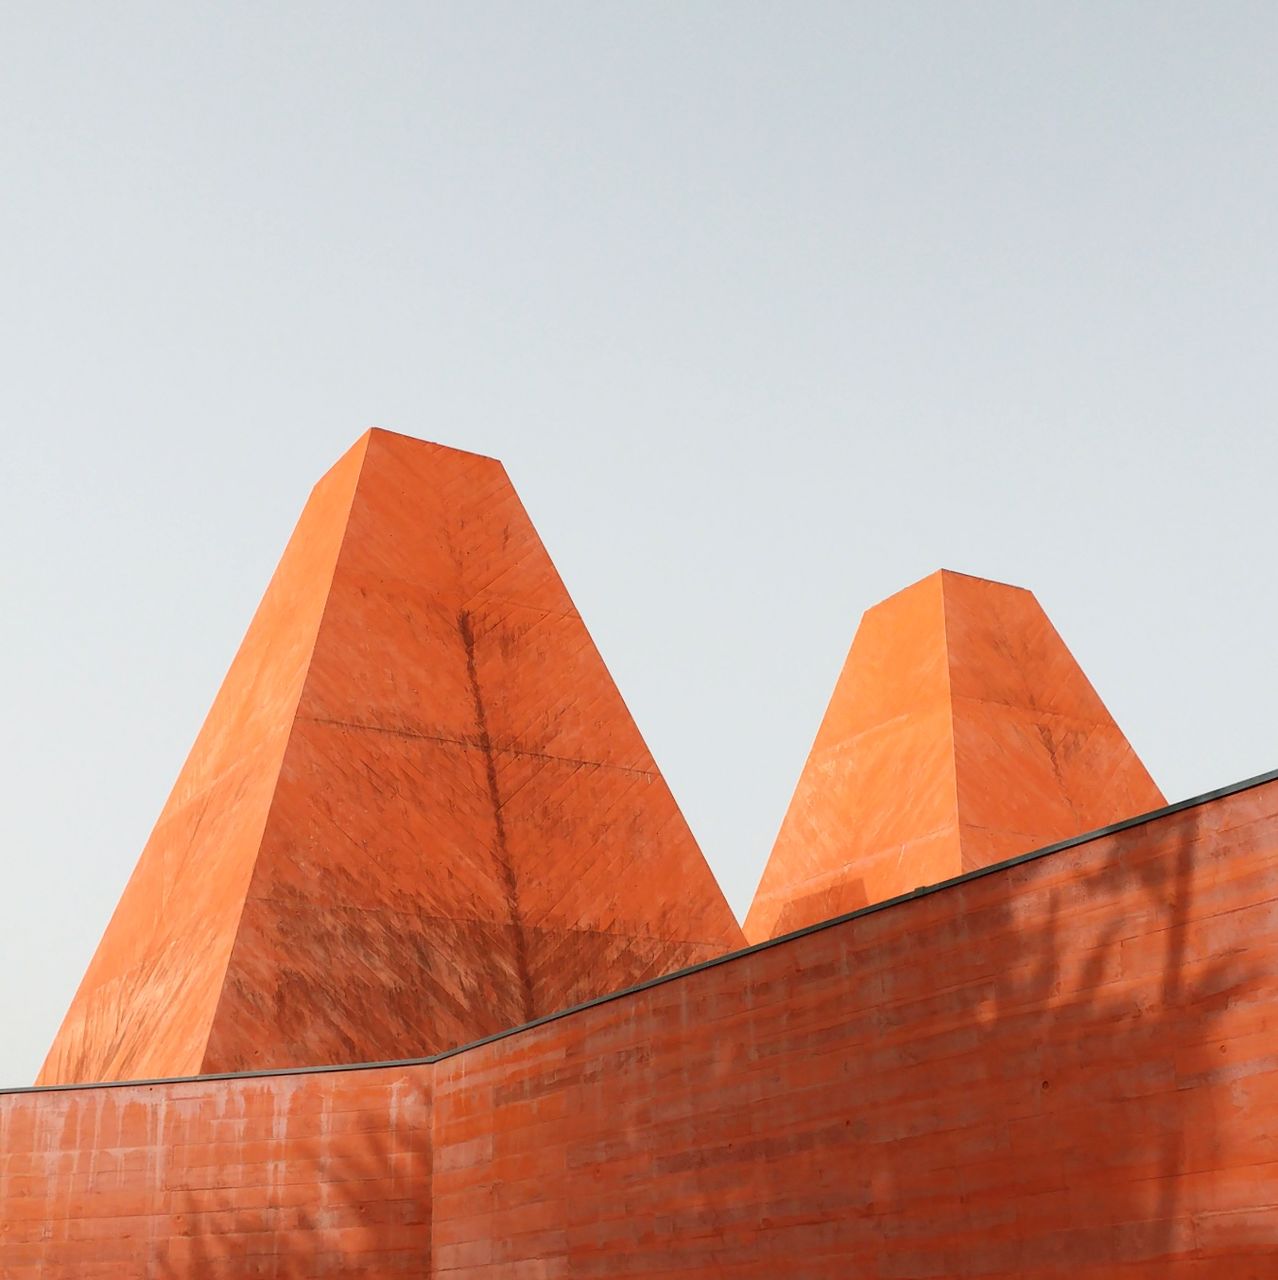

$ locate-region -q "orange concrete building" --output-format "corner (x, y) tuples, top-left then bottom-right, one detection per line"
(37, 431), (741, 1087)
(2, 433), (1275, 1277)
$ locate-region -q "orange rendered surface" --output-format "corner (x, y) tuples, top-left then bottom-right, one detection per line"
(39, 430), (742, 1085)
(745, 569), (1166, 942)
(4, 775), (1277, 1277)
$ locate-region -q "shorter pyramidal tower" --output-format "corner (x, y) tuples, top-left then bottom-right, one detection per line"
(745, 570), (1165, 942)
(40, 430), (743, 1086)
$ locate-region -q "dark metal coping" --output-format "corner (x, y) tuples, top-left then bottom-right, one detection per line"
(5, 764), (1276, 1099)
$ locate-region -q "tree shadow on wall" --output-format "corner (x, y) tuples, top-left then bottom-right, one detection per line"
(867, 799), (1274, 1278)
(154, 1073), (431, 1279)
(146, 796), (1278, 1278)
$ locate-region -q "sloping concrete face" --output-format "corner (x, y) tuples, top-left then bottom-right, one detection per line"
(7, 774), (1278, 1277)
(40, 430), (743, 1084)
(37, 439), (371, 1086)
(745, 569), (1165, 942)
(745, 570), (960, 942)
(943, 571), (1166, 870)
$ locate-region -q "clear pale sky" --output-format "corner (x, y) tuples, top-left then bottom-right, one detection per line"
(3, 4), (1276, 1086)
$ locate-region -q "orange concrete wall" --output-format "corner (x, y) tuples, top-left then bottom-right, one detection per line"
(5, 777), (1277, 1277)
(0, 1066), (432, 1278)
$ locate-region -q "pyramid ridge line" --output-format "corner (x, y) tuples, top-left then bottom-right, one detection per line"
(196, 435), (377, 1077)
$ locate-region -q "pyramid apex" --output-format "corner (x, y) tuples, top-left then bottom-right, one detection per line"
(937, 567), (1035, 593)
(358, 426), (502, 465)
(862, 569), (1035, 616)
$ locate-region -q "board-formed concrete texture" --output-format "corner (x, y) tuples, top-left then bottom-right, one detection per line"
(4, 772), (1278, 1276)
(37, 430), (743, 1086)
(9, 436), (1277, 1276)
(745, 569), (1167, 942)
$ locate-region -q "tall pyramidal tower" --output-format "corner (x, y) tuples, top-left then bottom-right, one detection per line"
(745, 569), (1166, 942)
(40, 430), (744, 1085)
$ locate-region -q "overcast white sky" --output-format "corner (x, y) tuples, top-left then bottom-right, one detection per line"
(3, 3), (1277, 1086)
